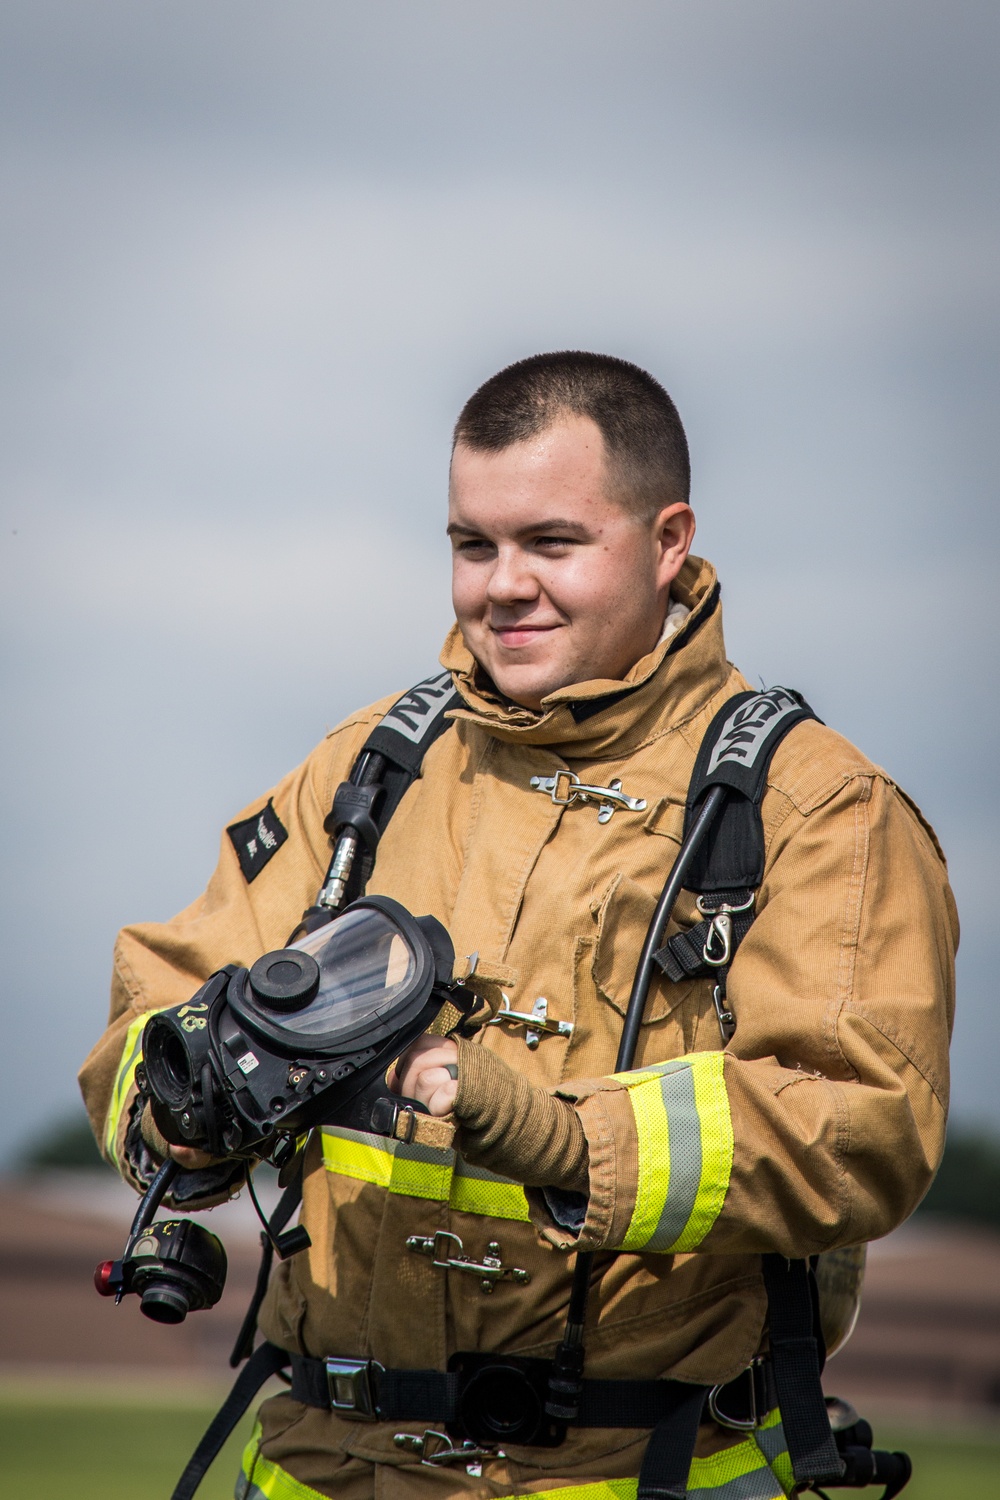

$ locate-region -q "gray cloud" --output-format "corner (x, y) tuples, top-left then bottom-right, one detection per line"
(1, 0), (997, 1158)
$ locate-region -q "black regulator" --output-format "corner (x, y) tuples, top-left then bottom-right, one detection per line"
(95, 1159), (227, 1324)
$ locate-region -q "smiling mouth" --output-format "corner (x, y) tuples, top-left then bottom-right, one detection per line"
(491, 623), (559, 647)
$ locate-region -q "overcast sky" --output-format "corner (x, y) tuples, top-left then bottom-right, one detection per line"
(1, 1), (998, 1162)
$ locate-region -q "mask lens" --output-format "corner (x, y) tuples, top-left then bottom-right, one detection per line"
(285, 907), (418, 1035)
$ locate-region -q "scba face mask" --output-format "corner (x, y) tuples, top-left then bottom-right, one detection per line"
(140, 895), (464, 1161)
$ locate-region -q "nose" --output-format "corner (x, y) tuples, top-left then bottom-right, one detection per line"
(486, 543), (539, 608)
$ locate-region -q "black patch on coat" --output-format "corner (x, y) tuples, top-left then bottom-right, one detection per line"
(227, 800), (289, 882)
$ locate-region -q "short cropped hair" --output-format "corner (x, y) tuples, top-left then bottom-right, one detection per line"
(453, 351), (690, 519)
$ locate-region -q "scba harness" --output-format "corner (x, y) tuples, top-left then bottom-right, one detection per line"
(171, 676), (910, 1500)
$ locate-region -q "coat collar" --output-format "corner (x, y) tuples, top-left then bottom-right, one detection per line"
(439, 554), (729, 760)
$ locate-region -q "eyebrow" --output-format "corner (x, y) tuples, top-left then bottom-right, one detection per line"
(446, 518), (591, 540)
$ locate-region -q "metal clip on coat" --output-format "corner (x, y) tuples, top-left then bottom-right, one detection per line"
(530, 771), (646, 823)
(406, 1230), (530, 1293)
(393, 1430), (503, 1470)
(488, 995), (574, 1049)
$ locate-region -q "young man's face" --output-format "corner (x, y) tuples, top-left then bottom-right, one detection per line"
(448, 414), (695, 710)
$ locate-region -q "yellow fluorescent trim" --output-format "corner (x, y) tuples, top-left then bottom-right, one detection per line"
(619, 1069), (671, 1252)
(450, 1169), (531, 1222)
(508, 1425), (788, 1500)
(617, 1052), (733, 1255)
(239, 1423), (330, 1500)
(320, 1126), (532, 1221)
(670, 1051), (734, 1253)
(104, 1011), (153, 1160)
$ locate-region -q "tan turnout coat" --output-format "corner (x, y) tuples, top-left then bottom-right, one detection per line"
(79, 556), (957, 1497)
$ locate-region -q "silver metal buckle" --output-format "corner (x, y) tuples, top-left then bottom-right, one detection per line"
(488, 994), (574, 1049)
(530, 770), (646, 823)
(324, 1357), (383, 1421)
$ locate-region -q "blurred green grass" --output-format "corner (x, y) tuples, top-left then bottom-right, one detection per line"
(2, 1398), (999, 1498)
(0, 1397), (255, 1500)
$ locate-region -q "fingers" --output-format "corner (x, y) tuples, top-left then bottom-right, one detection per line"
(169, 1144), (217, 1170)
(393, 1036), (459, 1117)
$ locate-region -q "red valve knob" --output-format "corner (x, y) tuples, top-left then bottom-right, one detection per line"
(94, 1260), (117, 1296)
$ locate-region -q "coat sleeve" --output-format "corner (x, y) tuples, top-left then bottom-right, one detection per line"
(530, 765), (958, 1258)
(77, 708), (381, 1203)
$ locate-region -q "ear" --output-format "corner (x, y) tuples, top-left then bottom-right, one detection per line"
(653, 503), (696, 589)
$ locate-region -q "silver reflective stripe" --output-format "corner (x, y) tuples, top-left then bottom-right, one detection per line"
(645, 1064), (703, 1251)
(753, 1419), (788, 1466)
(688, 1471), (786, 1500)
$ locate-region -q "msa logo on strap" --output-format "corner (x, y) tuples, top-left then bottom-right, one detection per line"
(227, 799), (289, 883)
(380, 670), (456, 746)
(705, 688), (804, 776)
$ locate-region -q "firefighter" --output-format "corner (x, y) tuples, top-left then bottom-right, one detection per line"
(80, 352), (956, 1499)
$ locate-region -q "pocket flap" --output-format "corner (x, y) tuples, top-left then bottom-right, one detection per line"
(593, 873), (697, 1022)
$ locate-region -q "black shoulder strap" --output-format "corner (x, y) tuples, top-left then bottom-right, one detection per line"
(291, 671), (461, 937)
(683, 685), (818, 892)
(654, 687), (817, 999)
(356, 669), (462, 833)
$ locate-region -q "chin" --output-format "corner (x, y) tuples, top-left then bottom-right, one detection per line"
(491, 668), (561, 711)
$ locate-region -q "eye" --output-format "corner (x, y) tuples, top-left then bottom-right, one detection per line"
(454, 537), (493, 556)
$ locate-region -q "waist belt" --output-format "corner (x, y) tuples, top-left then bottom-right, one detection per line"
(170, 1342), (776, 1500)
(290, 1349), (777, 1434)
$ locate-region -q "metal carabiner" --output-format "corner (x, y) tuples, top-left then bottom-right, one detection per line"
(696, 892), (755, 969)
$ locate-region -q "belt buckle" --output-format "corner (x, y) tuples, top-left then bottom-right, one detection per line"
(324, 1357), (383, 1421)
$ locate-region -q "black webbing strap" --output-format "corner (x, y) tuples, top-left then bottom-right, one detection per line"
(290, 1352), (711, 1433)
(229, 1172), (305, 1367)
(170, 1341), (290, 1500)
(654, 687), (818, 986)
(761, 1255), (844, 1486)
(636, 1383), (708, 1500)
(654, 888), (755, 983)
(330, 670), (461, 910)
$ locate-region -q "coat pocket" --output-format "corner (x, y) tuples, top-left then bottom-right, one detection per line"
(592, 872), (697, 1023)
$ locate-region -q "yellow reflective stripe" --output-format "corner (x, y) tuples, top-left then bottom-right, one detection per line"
(320, 1125), (531, 1221)
(104, 1011), (153, 1160)
(238, 1412), (789, 1500)
(508, 1418), (789, 1500)
(451, 1160), (531, 1222)
(320, 1126), (454, 1200)
(509, 1484), (637, 1500)
(751, 1410), (793, 1495)
(615, 1053), (733, 1254)
(678, 1051), (735, 1252)
(237, 1422), (329, 1500)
